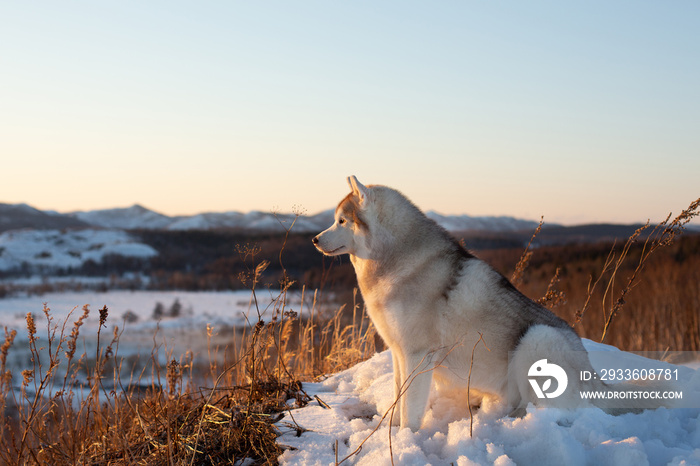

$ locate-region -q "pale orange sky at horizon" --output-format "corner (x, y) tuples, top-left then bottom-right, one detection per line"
(2, 2), (698, 226)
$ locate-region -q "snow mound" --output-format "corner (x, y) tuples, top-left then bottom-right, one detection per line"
(278, 345), (700, 465)
(0, 229), (158, 271)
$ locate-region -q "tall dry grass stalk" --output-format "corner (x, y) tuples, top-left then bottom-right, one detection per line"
(511, 216), (544, 287)
(507, 197), (700, 351)
(597, 198), (700, 342)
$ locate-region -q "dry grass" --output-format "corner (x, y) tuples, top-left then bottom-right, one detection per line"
(486, 197), (700, 351)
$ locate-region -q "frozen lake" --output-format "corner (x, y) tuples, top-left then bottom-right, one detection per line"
(0, 289), (313, 333)
(0, 289), (319, 390)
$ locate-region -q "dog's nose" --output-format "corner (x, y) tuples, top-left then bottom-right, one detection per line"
(312, 236), (319, 245)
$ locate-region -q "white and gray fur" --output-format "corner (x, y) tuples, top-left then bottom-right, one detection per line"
(313, 176), (656, 430)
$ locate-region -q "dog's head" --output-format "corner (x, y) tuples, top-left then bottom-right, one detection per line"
(312, 176), (372, 258)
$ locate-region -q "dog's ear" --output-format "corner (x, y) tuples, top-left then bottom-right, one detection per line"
(347, 176), (370, 205)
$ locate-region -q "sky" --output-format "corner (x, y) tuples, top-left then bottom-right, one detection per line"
(1, 1), (699, 225)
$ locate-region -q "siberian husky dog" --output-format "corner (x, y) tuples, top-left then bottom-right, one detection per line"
(312, 177), (647, 430)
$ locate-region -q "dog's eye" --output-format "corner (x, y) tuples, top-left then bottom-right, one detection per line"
(338, 218), (346, 225)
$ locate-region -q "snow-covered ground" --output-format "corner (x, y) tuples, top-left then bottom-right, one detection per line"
(278, 343), (700, 465)
(0, 228), (157, 272)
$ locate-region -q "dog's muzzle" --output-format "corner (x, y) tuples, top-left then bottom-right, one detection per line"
(312, 235), (344, 255)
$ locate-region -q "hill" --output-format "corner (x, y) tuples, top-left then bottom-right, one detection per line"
(1, 202), (542, 234)
(0, 203), (89, 232)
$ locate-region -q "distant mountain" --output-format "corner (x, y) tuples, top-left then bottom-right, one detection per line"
(0, 203), (334, 233)
(165, 210), (335, 232)
(426, 211), (542, 232)
(69, 204), (173, 230)
(62, 205), (541, 233)
(4, 203), (672, 245)
(2, 203), (540, 234)
(0, 203), (89, 233)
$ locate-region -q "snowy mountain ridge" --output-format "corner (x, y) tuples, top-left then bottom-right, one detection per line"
(1, 203), (542, 233)
(68, 204), (542, 233)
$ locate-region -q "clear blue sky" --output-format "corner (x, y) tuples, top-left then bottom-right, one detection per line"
(1, 1), (698, 225)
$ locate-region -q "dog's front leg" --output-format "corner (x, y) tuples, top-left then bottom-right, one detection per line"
(399, 351), (434, 430)
(390, 349), (403, 426)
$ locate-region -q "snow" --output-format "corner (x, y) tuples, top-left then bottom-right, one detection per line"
(0, 289), (312, 335)
(278, 345), (700, 465)
(0, 228), (157, 271)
